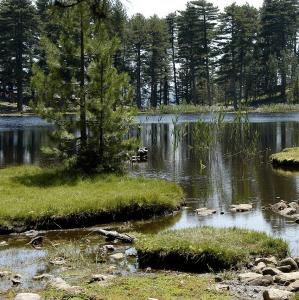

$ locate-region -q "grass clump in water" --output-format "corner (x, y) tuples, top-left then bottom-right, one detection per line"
(135, 227), (288, 272)
(271, 148), (299, 168)
(0, 166), (183, 232)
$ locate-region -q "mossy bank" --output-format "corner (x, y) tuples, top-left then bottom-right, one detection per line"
(0, 166), (183, 233)
(271, 148), (299, 168)
(135, 227), (288, 272)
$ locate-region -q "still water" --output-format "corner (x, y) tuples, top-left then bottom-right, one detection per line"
(0, 113), (298, 255)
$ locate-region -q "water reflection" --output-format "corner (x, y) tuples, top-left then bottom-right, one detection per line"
(0, 114), (298, 254)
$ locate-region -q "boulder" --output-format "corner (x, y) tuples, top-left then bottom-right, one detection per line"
(271, 202), (288, 211)
(263, 288), (294, 300)
(256, 257), (278, 266)
(293, 257), (299, 265)
(262, 267), (282, 276)
(279, 258), (298, 271)
(49, 277), (82, 294)
(277, 266), (292, 273)
(287, 280), (299, 292)
(253, 262), (267, 273)
(275, 272), (299, 285)
(280, 208), (297, 216)
(238, 272), (263, 283)
(249, 275), (273, 286)
(14, 294), (41, 300)
(231, 204), (253, 213)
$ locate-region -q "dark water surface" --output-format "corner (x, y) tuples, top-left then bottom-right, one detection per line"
(0, 113), (298, 255)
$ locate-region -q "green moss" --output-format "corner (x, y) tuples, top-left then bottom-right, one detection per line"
(271, 148), (299, 168)
(41, 273), (234, 300)
(0, 166), (183, 231)
(135, 227), (288, 272)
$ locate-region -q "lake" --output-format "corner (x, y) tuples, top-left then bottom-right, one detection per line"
(0, 113), (298, 255)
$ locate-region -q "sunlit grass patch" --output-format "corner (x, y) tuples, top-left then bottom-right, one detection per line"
(0, 166), (183, 231)
(271, 147), (299, 168)
(135, 227), (288, 272)
(41, 273), (234, 300)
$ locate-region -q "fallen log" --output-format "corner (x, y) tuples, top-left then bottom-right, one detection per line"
(97, 229), (135, 243)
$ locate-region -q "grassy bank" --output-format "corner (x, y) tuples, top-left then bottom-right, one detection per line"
(40, 273), (234, 300)
(135, 227), (288, 272)
(0, 166), (183, 232)
(271, 148), (299, 168)
(141, 103), (299, 115)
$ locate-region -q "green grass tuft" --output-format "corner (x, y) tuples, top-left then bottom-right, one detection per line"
(0, 166), (183, 231)
(271, 147), (299, 168)
(135, 227), (288, 272)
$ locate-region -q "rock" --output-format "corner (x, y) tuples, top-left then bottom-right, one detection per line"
(33, 274), (53, 281)
(148, 298), (159, 300)
(256, 257), (278, 266)
(104, 245), (115, 252)
(215, 275), (223, 283)
(11, 278), (21, 285)
(231, 204), (253, 213)
(195, 208), (217, 216)
(253, 262), (267, 273)
(107, 265), (117, 273)
(263, 288), (294, 300)
(280, 208), (297, 216)
(262, 267), (282, 276)
(49, 277), (82, 294)
(287, 280), (299, 292)
(215, 284), (230, 292)
(50, 257), (65, 265)
(288, 202), (299, 210)
(0, 241), (8, 247)
(14, 293), (41, 300)
(279, 258), (298, 271)
(110, 253), (125, 260)
(24, 230), (39, 238)
(293, 257), (299, 265)
(89, 274), (115, 283)
(28, 236), (43, 247)
(125, 248), (137, 257)
(275, 272), (299, 285)
(248, 275), (273, 286)
(277, 266), (292, 273)
(272, 202), (288, 211)
(238, 272), (263, 283)
(0, 271), (11, 277)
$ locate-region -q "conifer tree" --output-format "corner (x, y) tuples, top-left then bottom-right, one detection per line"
(32, 2), (134, 173)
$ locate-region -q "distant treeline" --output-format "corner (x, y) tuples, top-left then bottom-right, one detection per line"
(0, 0), (298, 111)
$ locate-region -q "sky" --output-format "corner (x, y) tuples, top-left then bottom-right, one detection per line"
(125, 0), (264, 17)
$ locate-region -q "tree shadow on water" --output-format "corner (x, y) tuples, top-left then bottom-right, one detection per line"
(14, 168), (81, 188)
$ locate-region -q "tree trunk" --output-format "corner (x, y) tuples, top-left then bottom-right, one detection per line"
(79, 9), (87, 150)
(16, 9), (23, 112)
(136, 44), (142, 109)
(170, 25), (179, 105)
(203, 13), (212, 106)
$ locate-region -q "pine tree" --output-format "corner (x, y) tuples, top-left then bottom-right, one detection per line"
(32, 2), (134, 173)
(166, 13), (179, 105)
(146, 16), (170, 108)
(217, 4), (259, 109)
(0, 0), (37, 111)
(127, 14), (148, 109)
